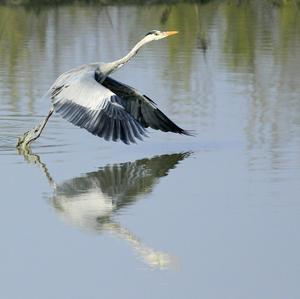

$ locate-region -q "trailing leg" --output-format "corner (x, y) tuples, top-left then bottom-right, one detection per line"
(16, 107), (54, 149)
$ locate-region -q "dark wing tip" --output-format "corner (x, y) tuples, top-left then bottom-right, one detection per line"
(102, 77), (195, 139)
(180, 129), (196, 137)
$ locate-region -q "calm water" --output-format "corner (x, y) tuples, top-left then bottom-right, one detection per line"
(1, 2), (300, 298)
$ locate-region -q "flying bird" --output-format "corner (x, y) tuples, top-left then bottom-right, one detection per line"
(17, 30), (192, 148)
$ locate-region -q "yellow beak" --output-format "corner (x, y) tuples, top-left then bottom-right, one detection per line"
(164, 31), (179, 37)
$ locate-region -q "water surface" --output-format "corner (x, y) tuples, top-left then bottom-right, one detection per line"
(1, 2), (300, 298)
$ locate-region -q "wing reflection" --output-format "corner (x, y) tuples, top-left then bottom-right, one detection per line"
(19, 148), (190, 269)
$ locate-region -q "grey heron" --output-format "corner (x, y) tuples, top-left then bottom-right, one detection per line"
(17, 30), (192, 148)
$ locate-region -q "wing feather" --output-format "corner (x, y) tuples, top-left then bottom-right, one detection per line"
(102, 76), (192, 135)
(49, 68), (147, 144)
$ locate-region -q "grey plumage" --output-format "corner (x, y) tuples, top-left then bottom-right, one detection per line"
(102, 76), (191, 135)
(17, 30), (190, 148)
(49, 66), (146, 144)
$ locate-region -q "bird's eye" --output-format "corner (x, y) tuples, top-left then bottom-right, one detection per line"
(145, 30), (160, 37)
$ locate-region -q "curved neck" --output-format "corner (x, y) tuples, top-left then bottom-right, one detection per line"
(100, 37), (149, 81)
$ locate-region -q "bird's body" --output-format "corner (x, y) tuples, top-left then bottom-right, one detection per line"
(17, 30), (191, 148)
(48, 63), (147, 144)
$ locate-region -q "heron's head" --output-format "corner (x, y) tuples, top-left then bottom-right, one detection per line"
(143, 30), (178, 42)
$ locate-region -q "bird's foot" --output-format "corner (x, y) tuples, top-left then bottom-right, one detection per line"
(16, 123), (42, 149)
(16, 108), (54, 149)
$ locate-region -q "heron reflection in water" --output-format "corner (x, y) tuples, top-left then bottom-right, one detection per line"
(19, 148), (191, 269)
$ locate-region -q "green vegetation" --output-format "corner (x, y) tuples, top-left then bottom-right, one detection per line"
(0, 0), (214, 5)
(0, 0), (299, 109)
(1, 0), (298, 6)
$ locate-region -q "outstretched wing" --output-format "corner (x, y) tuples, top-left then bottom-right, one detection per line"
(53, 152), (191, 217)
(49, 69), (147, 144)
(102, 76), (191, 135)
